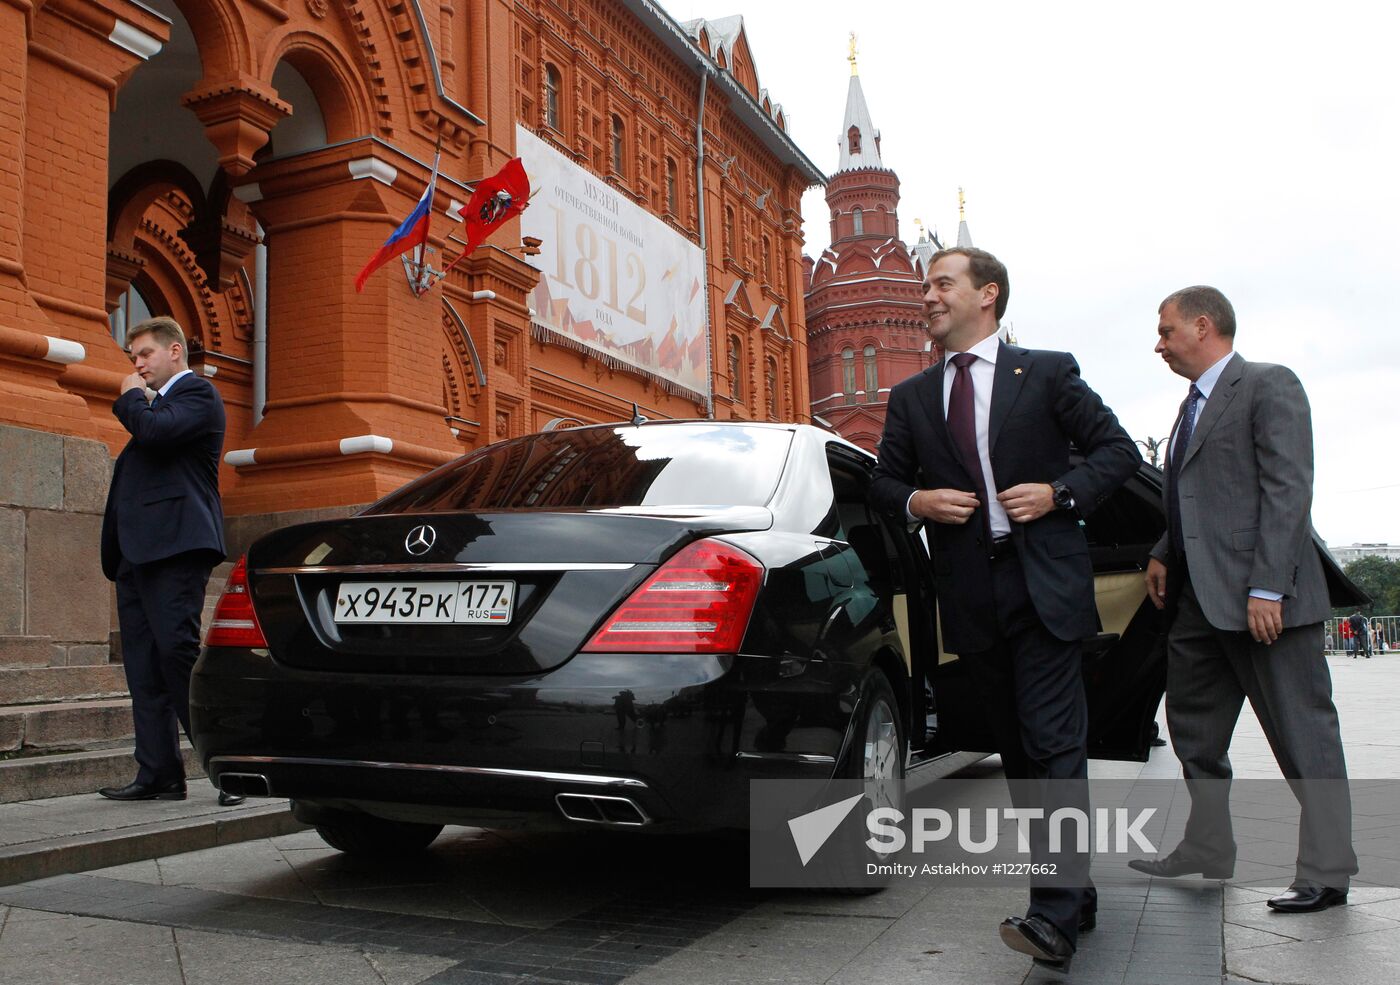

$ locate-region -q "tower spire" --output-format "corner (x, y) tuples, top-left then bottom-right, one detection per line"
(838, 36), (881, 171)
(956, 186), (973, 247)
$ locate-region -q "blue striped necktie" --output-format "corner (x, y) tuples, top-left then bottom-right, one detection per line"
(1168, 383), (1203, 559)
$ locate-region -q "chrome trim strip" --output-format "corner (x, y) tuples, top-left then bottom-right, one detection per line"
(734, 752), (836, 765)
(209, 755), (650, 789)
(256, 562), (637, 575)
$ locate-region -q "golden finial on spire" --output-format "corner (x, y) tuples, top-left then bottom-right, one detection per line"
(914, 217), (925, 239)
(958, 186), (966, 221)
(848, 32), (858, 76)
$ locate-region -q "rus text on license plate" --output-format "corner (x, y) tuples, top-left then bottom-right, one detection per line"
(333, 581), (515, 625)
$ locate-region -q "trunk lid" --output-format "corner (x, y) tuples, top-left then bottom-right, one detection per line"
(242, 507), (772, 675)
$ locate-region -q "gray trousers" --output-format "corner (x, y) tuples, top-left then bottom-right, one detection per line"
(1166, 575), (1357, 887)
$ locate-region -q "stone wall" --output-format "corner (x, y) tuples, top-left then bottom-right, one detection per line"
(0, 423), (113, 665)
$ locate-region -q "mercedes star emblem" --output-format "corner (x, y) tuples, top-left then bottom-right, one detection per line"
(404, 524), (437, 556)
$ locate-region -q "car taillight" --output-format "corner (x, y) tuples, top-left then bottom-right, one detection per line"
(204, 555), (268, 648)
(582, 538), (763, 653)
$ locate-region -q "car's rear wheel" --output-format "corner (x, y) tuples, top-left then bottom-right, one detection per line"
(314, 813), (444, 856)
(827, 669), (906, 893)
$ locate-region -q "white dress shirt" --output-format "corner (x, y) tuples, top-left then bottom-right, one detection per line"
(155, 368), (193, 399)
(1174, 351), (1281, 602)
(1170, 351), (1231, 460)
(907, 332), (1010, 537)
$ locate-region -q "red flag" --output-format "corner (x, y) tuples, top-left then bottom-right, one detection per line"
(442, 158), (530, 275)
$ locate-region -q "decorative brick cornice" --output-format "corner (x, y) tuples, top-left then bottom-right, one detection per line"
(181, 79), (291, 176)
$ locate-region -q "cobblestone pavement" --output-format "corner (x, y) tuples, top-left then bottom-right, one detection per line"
(1, 651), (1395, 985)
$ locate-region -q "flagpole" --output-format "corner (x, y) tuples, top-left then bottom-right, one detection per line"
(408, 130), (444, 296)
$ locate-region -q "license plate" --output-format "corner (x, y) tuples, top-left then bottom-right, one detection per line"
(333, 581), (515, 625)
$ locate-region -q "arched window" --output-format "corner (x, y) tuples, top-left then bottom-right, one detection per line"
(544, 64), (562, 130)
(729, 335), (743, 399)
(761, 234), (772, 282)
(841, 347), (855, 404)
(665, 157), (678, 215)
(848, 125), (861, 156)
(766, 357), (779, 418)
(611, 115), (625, 175)
(852, 207), (863, 236)
(108, 282), (157, 346)
(724, 205), (735, 257)
(864, 345), (878, 401)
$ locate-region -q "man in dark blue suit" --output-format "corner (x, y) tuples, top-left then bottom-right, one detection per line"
(99, 316), (231, 803)
(870, 248), (1139, 971)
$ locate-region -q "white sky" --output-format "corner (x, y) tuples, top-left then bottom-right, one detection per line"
(664, 0), (1400, 547)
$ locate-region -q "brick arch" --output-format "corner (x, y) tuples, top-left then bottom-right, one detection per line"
(108, 160), (207, 252)
(262, 29), (373, 141)
(109, 185), (239, 356)
(168, 0), (253, 80)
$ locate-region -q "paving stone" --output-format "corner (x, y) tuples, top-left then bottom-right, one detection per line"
(0, 909), (184, 985)
(175, 926), (421, 985)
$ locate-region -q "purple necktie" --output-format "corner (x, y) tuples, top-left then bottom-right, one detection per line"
(947, 352), (993, 545)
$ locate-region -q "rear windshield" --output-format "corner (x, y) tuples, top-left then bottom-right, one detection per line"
(364, 424), (793, 514)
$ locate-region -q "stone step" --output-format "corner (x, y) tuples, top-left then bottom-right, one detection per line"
(0, 791), (305, 888)
(0, 743), (202, 804)
(0, 699), (134, 753)
(0, 666), (128, 706)
(0, 637), (60, 669)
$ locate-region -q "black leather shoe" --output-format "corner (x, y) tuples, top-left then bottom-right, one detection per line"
(217, 790), (246, 806)
(98, 779), (187, 801)
(1079, 908), (1097, 932)
(1127, 848), (1233, 879)
(1267, 884), (1347, 913)
(999, 914), (1073, 970)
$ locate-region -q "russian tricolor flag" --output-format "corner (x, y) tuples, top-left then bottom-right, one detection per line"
(354, 161), (438, 292)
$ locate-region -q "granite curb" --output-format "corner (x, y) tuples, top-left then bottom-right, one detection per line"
(0, 798), (307, 887)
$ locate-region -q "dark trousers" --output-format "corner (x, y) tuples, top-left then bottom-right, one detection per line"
(1166, 573), (1357, 887)
(115, 552), (216, 785)
(963, 552), (1094, 948)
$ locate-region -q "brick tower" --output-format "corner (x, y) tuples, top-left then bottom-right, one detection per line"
(804, 37), (933, 452)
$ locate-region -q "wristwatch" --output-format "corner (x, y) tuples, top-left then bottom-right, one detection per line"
(1050, 480), (1075, 511)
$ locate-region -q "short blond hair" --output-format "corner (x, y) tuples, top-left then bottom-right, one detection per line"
(126, 315), (186, 351)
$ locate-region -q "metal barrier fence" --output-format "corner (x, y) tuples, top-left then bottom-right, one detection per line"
(1326, 614), (1398, 655)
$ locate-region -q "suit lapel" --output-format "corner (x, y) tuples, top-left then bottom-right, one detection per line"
(1181, 353), (1244, 469)
(916, 360), (976, 481)
(988, 342), (1028, 453)
(917, 361), (952, 448)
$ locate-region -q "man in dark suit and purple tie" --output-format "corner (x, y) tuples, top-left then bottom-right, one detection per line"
(99, 316), (235, 805)
(870, 247), (1139, 971)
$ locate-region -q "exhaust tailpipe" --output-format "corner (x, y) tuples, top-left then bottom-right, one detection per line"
(218, 772), (272, 798)
(555, 793), (650, 826)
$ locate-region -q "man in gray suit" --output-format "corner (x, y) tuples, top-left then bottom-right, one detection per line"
(1128, 286), (1356, 912)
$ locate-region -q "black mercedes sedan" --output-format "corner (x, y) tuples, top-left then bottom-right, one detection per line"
(192, 420), (1174, 855)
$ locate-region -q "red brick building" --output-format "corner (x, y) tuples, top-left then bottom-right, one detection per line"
(802, 55), (934, 453)
(0, 3), (822, 689)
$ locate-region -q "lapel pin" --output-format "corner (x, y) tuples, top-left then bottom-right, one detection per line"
(1013, 367), (1023, 375)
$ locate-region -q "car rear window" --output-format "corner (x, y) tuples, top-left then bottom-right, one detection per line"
(363, 424), (794, 514)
